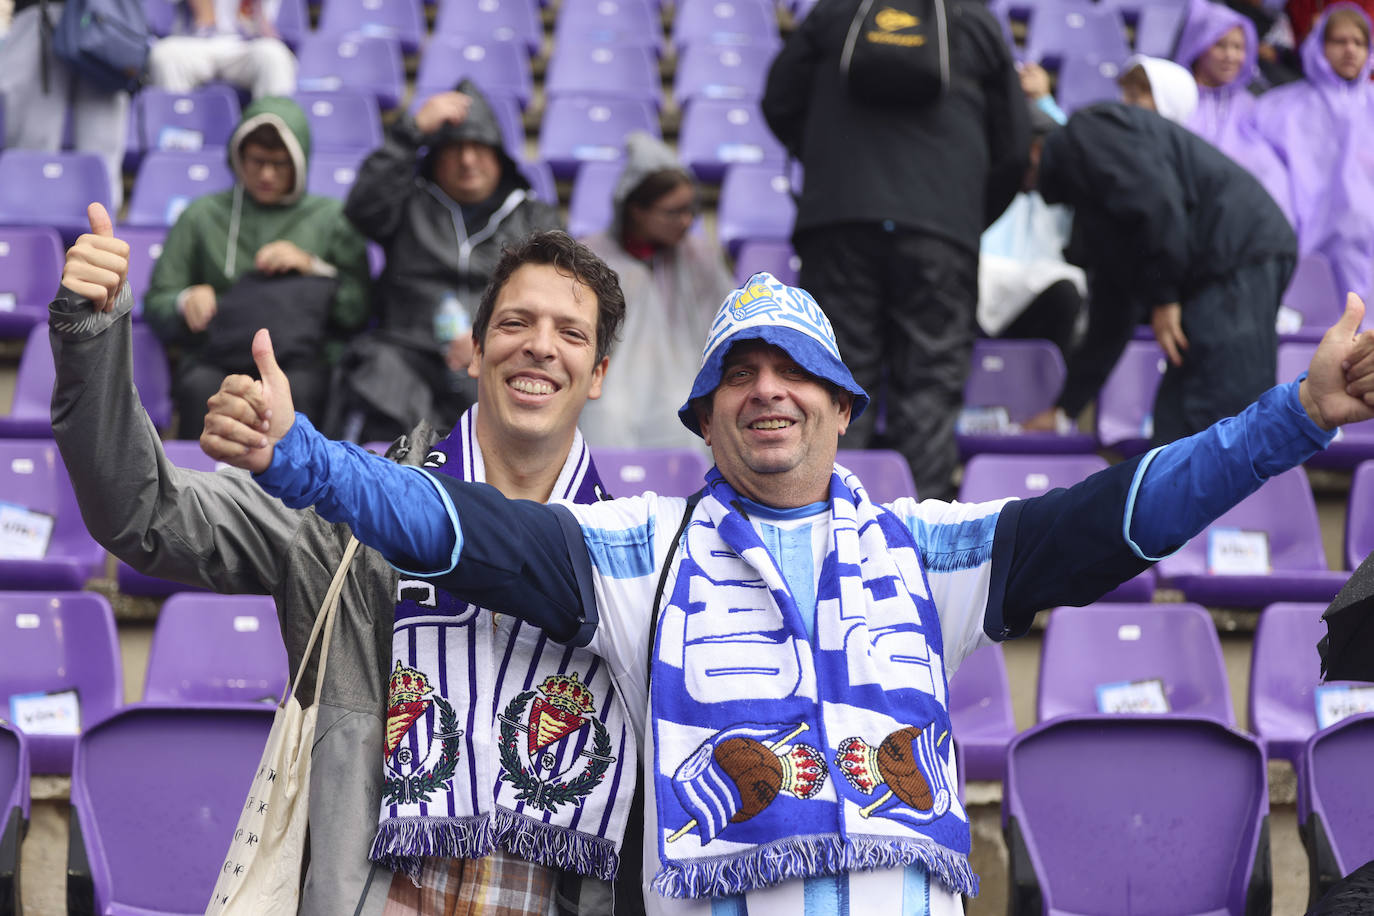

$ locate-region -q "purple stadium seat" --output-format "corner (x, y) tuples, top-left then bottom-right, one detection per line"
(590, 447), (711, 496)
(67, 704), (274, 914)
(556, 0), (664, 53)
(307, 149), (367, 200)
(1133, 1), (1189, 57)
(138, 85), (240, 154)
(1096, 339), (1166, 457)
(294, 89), (383, 154)
(1156, 467), (1348, 607)
(126, 149), (234, 229)
(0, 225), (64, 340)
(678, 98), (784, 182)
(518, 159), (558, 205)
(538, 97), (660, 179)
(118, 225), (168, 320)
(1055, 56), (1123, 115)
(114, 441), (221, 597)
(671, 0), (780, 51)
(949, 643), (1017, 781)
(0, 441), (109, 590)
(1249, 602), (1350, 772)
(959, 339), (1097, 456)
(1282, 253), (1345, 344)
(272, 0), (312, 49)
(674, 45), (772, 107)
(0, 592), (121, 774)
(545, 45), (662, 108)
(1038, 602), (1234, 724)
(0, 720), (27, 914)
(959, 453), (1155, 599)
(0, 150), (111, 243)
(1004, 715), (1270, 915)
(836, 448), (918, 502)
(144, 594), (287, 704)
(567, 160), (622, 238)
(1347, 461), (1374, 569)
(1281, 342), (1374, 468)
(434, 0), (543, 55)
(296, 34), (406, 110)
(1025, 2), (1129, 68)
(1299, 713), (1374, 905)
(416, 35), (535, 109)
(716, 162), (795, 257)
(318, 0), (426, 53)
(143, 0), (180, 35)
(732, 240), (797, 287)
(0, 324), (70, 439)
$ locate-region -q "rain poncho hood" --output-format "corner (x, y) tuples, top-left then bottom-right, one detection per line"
(607, 131), (692, 242)
(1175, 0), (1259, 90)
(1125, 54), (1200, 124)
(229, 95), (312, 206)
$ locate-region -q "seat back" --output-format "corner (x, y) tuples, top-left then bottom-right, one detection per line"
(0, 441), (108, 591)
(307, 149), (368, 200)
(1133, 1), (1188, 55)
(1037, 602), (1234, 725)
(545, 45), (662, 107)
(126, 149), (234, 228)
(672, 0), (779, 52)
(1024, 2), (1129, 67)
(948, 642), (1017, 780)
(674, 46), (772, 108)
(1005, 715), (1269, 915)
(539, 97), (660, 179)
(144, 594), (288, 704)
(296, 34), (406, 109)
(1282, 253), (1343, 338)
(1055, 56), (1123, 114)
(717, 163), (795, 256)
(294, 89), (384, 154)
(0, 151), (111, 241)
(118, 225), (169, 319)
(138, 85), (241, 154)
(963, 339), (1065, 424)
(835, 449), (918, 503)
(434, 0), (543, 54)
(518, 159), (558, 205)
(1096, 339), (1166, 456)
(1249, 602), (1340, 764)
(416, 36), (535, 109)
(70, 704), (274, 913)
(0, 225), (64, 339)
(591, 447), (711, 497)
(959, 453), (1108, 502)
(567, 160), (623, 238)
(0, 592), (121, 774)
(677, 98), (784, 182)
(1348, 460), (1374, 569)
(732, 240), (798, 286)
(556, 0), (662, 51)
(318, 0), (426, 52)
(1302, 714), (1374, 875)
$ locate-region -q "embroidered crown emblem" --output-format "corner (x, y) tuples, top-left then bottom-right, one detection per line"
(389, 661), (435, 705)
(538, 672), (595, 715)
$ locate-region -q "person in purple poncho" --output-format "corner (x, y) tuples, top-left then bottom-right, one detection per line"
(1253, 3), (1374, 305)
(1173, 0), (1296, 226)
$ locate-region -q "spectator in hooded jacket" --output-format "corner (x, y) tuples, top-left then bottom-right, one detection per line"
(341, 81), (562, 442)
(1254, 4), (1374, 306)
(144, 95), (371, 438)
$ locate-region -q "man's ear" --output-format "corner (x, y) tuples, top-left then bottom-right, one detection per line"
(835, 392), (854, 436)
(467, 334), (482, 378)
(587, 356), (609, 400)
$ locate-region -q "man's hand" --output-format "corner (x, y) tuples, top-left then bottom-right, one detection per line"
(1151, 302), (1189, 367)
(415, 91), (472, 135)
(182, 285), (218, 332)
(254, 240), (313, 275)
(1301, 293), (1374, 430)
(61, 203), (129, 311)
(201, 328), (297, 473)
(1018, 62), (1052, 101)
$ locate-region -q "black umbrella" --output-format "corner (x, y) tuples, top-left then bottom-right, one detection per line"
(1320, 552), (1374, 682)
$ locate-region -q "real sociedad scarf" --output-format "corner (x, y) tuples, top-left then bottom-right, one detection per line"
(372, 406), (635, 884)
(649, 467), (976, 899)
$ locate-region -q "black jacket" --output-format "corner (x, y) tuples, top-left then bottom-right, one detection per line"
(1038, 103), (1296, 308)
(761, 0), (1029, 254)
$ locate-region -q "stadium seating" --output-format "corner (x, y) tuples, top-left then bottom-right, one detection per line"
(137, 85), (240, 155)
(948, 642), (1017, 781)
(0, 591), (122, 774)
(1055, 56), (1122, 115)
(958, 339), (1097, 456)
(318, 0), (427, 53)
(519, 159), (559, 205)
(835, 448), (918, 502)
(732, 239), (798, 286)
(591, 447), (711, 497)
(1281, 253), (1343, 344)
(307, 149), (368, 200)
(0, 225), (64, 340)
(1298, 713), (1374, 907)
(118, 225), (169, 319)
(433, 0), (544, 55)
(296, 34), (407, 110)
(567, 160), (622, 238)
(126, 149), (235, 228)
(556, 0), (664, 54)
(545, 45), (663, 108)
(143, 593), (288, 704)
(1132, 1), (1190, 57)
(294, 89), (384, 154)
(416, 35), (536, 109)
(0, 150), (111, 242)
(539, 97), (660, 179)
(0, 721), (26, 916)
(716, 162), (795, 256)
(1024, 2), (1129, 69)
(677, 98), (785, 182)
(671, 0), (780, 52)
(273, 0), (313, 49)
(1347, 460), (1374, 569)
(0, 442), (110, 591)
(1096, 339), (1166, 457)
(1004, 715), (1270, 915)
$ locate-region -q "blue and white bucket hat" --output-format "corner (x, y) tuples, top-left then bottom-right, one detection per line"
(677, 272), (869, 437)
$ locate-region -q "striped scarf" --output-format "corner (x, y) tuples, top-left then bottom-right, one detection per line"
(372, 406), (635, 884)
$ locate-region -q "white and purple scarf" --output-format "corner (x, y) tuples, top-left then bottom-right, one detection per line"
(371, 406), (635, 883)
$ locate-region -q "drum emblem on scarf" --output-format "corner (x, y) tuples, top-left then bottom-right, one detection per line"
(382, 661), (464, 805)
(498, 672), (616, 812)
(835, 722), (952, 823)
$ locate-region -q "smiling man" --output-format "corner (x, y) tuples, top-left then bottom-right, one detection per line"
(210, 271), (1374, 914)
(54, 218), (631, 916)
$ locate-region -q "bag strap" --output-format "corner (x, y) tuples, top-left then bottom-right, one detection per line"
(646, 491), (702, 674)
(282, 536), (362, 706)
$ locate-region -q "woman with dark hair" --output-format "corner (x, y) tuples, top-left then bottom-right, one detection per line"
(578, 132), (733, 450)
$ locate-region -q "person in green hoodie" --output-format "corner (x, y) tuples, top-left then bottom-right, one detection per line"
(145, 96), (371, 439)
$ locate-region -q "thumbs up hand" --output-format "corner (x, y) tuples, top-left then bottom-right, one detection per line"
(61, 202), (130, 312)
(201, 329), (297, 474)
(1302, 293), (1374, 430)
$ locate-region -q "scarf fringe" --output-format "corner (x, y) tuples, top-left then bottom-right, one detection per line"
(493, 808), (621, 880)
(370, 815), (494, 882)
(650, 834), (979, 900)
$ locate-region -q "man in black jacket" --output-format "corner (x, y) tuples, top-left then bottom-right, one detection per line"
(761, 0), (1029, 501)
(1028, 102), (1296, 445)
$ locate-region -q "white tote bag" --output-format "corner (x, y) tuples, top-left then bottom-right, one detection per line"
(205, 538), (361, 916)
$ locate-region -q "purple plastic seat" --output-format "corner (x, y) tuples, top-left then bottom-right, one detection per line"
(138, 85), (240, 154)
(545, 45), (662, 108)
(959, 339), (1098, 457)
(0, 225), (64, 340)
(1025, 2), (1129, 69)
(307, 149), (368, 200)
(68, 704), (274, 914)
(591, 447), (711, 497)
(1249, 601), (1346, 770)
(678, 98), (784, 182)
(1282, 253), (1345, 344)
(114, 441), (221, 597)
(143, 0), (180, 35)
(1037, 602), (1234, 725)
(0, 592), (121, 774)
(1095, 339), (1166, 457)
(0, 150), (111, 243)
(1055, 56), (1123, 115)
(144, 593), (287, 704)
(539, 97), (660, 179)
(294, 89), (383, 154)
(434, 0), (543, 55)
(296, 34), (406, 110)
(1133, 1), (1189, 57)
(272, 0), (312, 50)
(1157, 467), (1348, 607)
(417, 35), (535, 110)
(716, 162), (795, 257)
(0, 720), (27, 914)
(836, 448), (918, 503)
(732, 240), (798, 286)
(1281, 342), (1374, 468)
(566, 161), (621, 238)
(674, 45), (772, 107)
(518, 159), (558, 205)
(1346, 460), (1374, 569)
(949, 643), (1017, 781)
(959, 453), (1155, 600)
(555, 0), (664, 54)
(126, 149), (234, 228)
(1004, 714), (1270, 915)
(1299, 713), (1374, 905)
(118, 225), (168, 320)
(0, 442), (109, 590)
(671, 0), (780, 51)
(318, 0), (426, 53)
